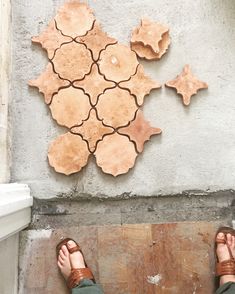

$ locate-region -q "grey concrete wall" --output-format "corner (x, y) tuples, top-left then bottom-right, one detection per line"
(10, 0), (235, 199)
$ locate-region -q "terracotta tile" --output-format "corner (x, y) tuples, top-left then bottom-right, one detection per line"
(98, 227), (127, 283)
(122, 224), (156, 294)
(131, 19), (169, 54)
(54, 2), (95, 38)
(52, 42), (93, 81)
(28, 63), (70, 104)
(31, 20), (72, 59)
(95, 133), (137, 176)
(49, 87), (91, 128)
(165, 64), (208, 106)
(96, 87), (138, 128)
(71, 109), (114, 153)
(131, 31), (170, 60)
(77, 21), (117, 61)
(73, 63), (115, 105)
(119, 64), (161, 106)
(48, 132), (90, 175)
(118, 110), (162, 153)
(98, 44), (138, 82)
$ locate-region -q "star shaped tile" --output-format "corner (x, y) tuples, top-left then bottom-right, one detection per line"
(71, 109), (113, 153)
(28, 63), (70, 104)
(118, 110), (162, 153)
(76, 21), (117, 61)
(131, 31), (170, 60)
(31, 20), (72, 59)
(119, 64), (161, 106)
(73, 63), (115, 105)
(131, 19), (169, 54)
(165, 65), (208, 106)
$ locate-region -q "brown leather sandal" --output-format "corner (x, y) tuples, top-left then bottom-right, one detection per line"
(215, 227), (235, 277)
(56, 238), (95, 289)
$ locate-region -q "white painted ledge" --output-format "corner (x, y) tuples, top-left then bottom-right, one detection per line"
(0, 183), (33, 241)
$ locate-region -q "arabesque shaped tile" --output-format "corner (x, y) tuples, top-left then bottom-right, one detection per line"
(28, 63), (70, 104)
(31, 20), (72, 59)
(119, 64), (161, 106)
(52, 42), (93, 81)
(73, 63), (115, 106)
(131, 31), (170, 60)
(118, 110), (162, 153)
(98, 44), (138, 82)
(131, 18), (169, 54)
(165, 65), (208, 106)
(71, 109), (114, 153)
(95, 133), (137, 176)
(96, 87), (138, 128)
(54, 1), (95, 38)
(77, 21), (117, 61)
(48, 132), (90, 175)
(49, 87), (91, 128)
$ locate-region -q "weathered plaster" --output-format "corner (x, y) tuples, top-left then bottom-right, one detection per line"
(0, 0), (11, 183)
(10, 0), (235, 199)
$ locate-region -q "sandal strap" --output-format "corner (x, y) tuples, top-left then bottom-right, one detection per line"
(68, 268), (94, 289)
(216, 259), (235, 277)
(68, 245), (81, 254)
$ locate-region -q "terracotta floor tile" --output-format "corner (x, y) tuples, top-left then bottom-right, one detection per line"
(71, 109), (114, 153)
(77, 21), (117, 61)
(118, 110), (162, 153)
(49, 87), (91, 128)
(98, 44), (138, 82)
(95, 133), (137, 176)
(31, 20), (72, 59)
(96, 87), (138, 128)
(131, 31), (170, 61)
(28, 63), (70, 104)
(131, 19), (169, 54)
(73, 63), (115, 106)
(52, 42), (93, 81)
(48, 132), (90, 175)
(119, 64), (161, 106)
(165, 64), (208, 106)
(55, 2), (95, 38)
(19, 222), (221, 294)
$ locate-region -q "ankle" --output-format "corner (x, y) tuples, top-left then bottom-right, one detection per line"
(220, 275), (235, 286)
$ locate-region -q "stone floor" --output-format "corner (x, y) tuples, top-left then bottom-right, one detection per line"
(19, 221), (224, 294)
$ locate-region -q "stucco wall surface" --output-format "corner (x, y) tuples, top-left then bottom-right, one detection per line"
(10, 0), (235, 199)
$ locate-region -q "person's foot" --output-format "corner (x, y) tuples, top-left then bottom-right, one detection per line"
(57, 245), (71, 280)
(216, 232), (235, 286)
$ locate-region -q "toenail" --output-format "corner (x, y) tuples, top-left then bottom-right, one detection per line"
(67, 240), (73, 247)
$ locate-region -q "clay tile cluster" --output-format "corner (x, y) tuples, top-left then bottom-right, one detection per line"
(131, 18), (171, 60)
(29, 1), (161, 177)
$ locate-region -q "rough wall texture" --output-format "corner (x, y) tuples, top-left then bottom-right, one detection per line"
(10, 0), (235, 199)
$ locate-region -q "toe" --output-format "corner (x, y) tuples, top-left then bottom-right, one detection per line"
(62, 245), (69, 257)
(58, 255), (64, 264)
(227, 233), (232, 246)
(59, 249), (66, 260)
(57, 260), (63, 268)
(217, 232), (225, 241)
(67, 240), (77, 250)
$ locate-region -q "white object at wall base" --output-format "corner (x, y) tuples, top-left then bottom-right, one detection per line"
(0, 183), (33, 241)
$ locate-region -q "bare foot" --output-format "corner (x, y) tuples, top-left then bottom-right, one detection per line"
(67, 240), (86, 269)
(216, 232), (235, 286)
(57, 245), (71, 280)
